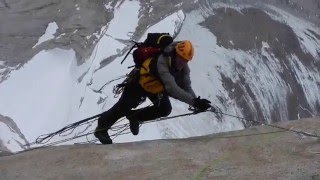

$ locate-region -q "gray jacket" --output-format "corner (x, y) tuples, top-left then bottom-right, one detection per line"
(156, 43), (197, 106)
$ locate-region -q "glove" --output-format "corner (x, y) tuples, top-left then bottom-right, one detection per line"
(193, 96), (211, 112)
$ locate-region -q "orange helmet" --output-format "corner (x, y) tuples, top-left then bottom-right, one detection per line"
(175, 40), (194, 61)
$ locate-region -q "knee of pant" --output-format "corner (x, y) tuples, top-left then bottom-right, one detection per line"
(159, 104), (172, 117)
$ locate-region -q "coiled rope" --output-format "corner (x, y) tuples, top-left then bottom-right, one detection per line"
(23, 105), (319, 151)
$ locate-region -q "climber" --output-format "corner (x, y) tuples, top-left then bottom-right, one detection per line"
(94, 40), (212, 144)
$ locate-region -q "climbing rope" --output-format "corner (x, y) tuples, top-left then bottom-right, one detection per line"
(24, 106), (202, 148)
(24, 102), (319, 151)
(215, 111), (320, 138)
(23, 114), (101, 147)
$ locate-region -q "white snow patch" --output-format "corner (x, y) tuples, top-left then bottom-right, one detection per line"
(140, 10), (185, 40)
(104, 2), (113, 10)
(33, 22), (59, 48)
(148, 7), (153, 14)
(200, 2), (251, 17)
(75, 4), (80, 11)
(175, 3), (183, 7)
(0, 49), (76, 142)
(106, 0), (140, 39)
(262, 41), (270, 49)
(56, 33), (66, 39)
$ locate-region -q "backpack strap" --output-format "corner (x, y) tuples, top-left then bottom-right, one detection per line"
(168, 56), (172, 68)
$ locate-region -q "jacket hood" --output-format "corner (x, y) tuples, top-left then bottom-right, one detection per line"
(163, 41), (179, 54)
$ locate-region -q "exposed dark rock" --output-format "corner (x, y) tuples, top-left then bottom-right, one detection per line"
(201, 7), (319, 122)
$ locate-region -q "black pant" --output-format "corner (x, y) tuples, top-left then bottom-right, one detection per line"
(97, 83), (172, 129)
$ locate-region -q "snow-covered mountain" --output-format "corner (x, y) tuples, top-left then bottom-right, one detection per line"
(0, 0), (319, 152)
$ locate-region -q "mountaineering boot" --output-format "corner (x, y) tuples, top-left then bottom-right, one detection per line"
(94, 127), (112, 144)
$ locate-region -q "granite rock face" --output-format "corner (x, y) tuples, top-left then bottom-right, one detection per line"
(0, 117), (319, 179)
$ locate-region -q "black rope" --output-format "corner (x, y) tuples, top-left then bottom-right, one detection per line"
(30, 113), (103, 145)
(142, 105), (319, 139)
(28, 103), (154, 147)
(142, 111), (201, 124)
(216, 112), (320, 138)
(26, 107), (200, 148)
(25, 102), (319, 150)
(63, 110), (201, 144)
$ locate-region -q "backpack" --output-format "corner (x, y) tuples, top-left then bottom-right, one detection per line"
(116, 33), (173, 94)
(121, 33), (174, 67)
